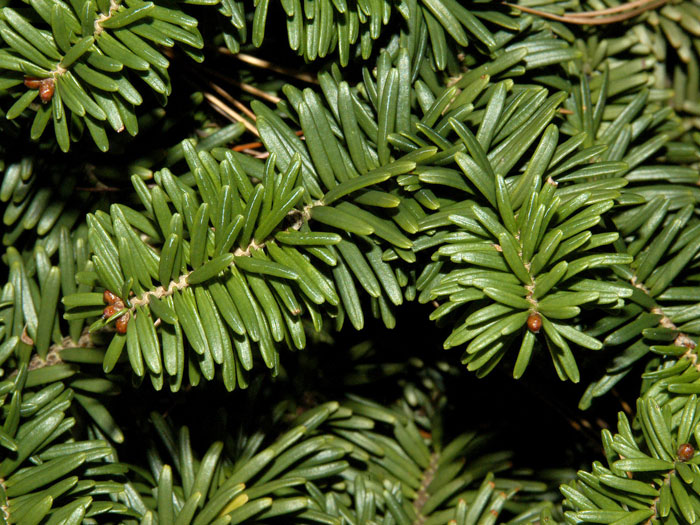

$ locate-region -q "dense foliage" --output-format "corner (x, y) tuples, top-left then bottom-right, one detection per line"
(0, 0), (699, 523)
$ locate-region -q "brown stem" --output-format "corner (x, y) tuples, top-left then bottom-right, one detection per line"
(560, 0), (662, 17)
(504, 0), (670, 25)
(231, 130), (304, 152)
(218, 49), (318, 84)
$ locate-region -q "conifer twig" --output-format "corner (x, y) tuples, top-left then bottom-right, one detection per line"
(231, 130), (304, 153)
(505, 0), (670, 24)
(203, 92), (259, 137)
(208, 82), (258, 121)
(202, 66), (282, 104)
(128, 199), (323, 310)
(219, 49), (318, 84)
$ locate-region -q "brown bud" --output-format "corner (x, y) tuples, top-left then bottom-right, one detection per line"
(103, 290), (119, 305)
(103, 304), (120, 319)
(527, 313), (542, 333)
(115, 312), (130, 334)
(23, 77), (42, 89)
(678, 443), (695, 462)
(38, 78), (54, 104)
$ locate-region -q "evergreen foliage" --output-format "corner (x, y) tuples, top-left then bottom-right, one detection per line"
(0, 0), (699, 524)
